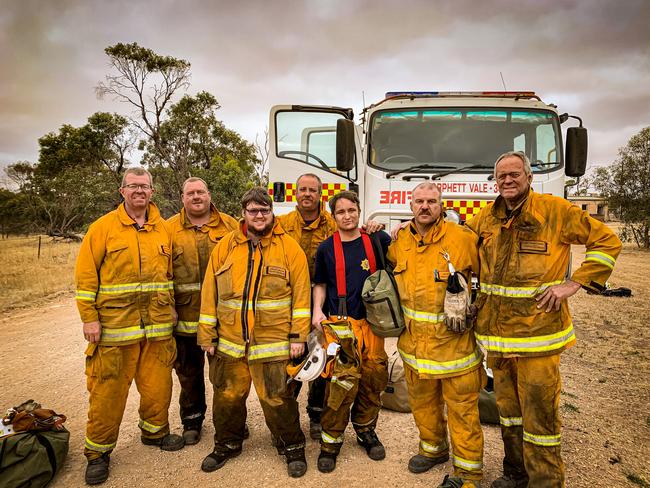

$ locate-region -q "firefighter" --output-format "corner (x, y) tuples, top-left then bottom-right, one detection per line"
(388, 182), (484, 488)
(277, 173), (385, 439)
(466, 151), (622, 488)
(197, 187), (312, 478)
(75, 168), (184, 486)
(167, 177), (237, 445)
(312, 191), (391, 473)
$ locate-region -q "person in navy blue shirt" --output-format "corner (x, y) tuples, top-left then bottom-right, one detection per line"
(312, 191), (390, 473)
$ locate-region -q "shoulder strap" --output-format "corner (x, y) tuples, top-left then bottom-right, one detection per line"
(367, 231), (386, 270)
(359, 230), (377, 273)
(332, 231), (347, 318)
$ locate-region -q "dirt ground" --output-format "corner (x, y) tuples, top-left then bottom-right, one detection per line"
(1, 245), (648, 488)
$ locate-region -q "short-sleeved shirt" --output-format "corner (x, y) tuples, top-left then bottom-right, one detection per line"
(314, 231), (391, 320)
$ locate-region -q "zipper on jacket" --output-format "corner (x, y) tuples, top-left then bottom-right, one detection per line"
(135, 230), (145, 330)
(250, 242), (264, 316)
(240, 241), (255, 343)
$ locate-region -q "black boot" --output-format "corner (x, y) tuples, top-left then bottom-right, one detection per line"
(408, 453), (450, 473)
(141, 433), (185, 451)
(85, 453), (110, 485)
(356, 429), (386, 460)
(285, 447), (307, 478)
(201, 446), (242, 472)
(317, 451), (338, 473)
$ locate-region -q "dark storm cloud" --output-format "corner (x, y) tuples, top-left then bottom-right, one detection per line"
(0, 0), (648, 171)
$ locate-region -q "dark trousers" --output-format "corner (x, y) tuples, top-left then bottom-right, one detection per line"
(173, 334), (207, 429)
(294, 375), (327, 422)
(489, 354), (564, 488)
(209, 355), (305, 453)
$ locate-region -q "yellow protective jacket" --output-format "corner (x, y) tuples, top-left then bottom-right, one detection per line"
(75, 202), (175, 346)
(167, 204), (238, 336)
(276, 202), (337, 280)
(466, 190), (622, 357)
(197, 219), (312, 363)
(387, 219), (483, 379)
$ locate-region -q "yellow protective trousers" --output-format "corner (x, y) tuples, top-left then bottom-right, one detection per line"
(404, 366), (484, 481)
(320, 318), (388, 455)
(83, 338), (176, 459)
(208, 355), (305, 453)
(488, 354), (564, 488)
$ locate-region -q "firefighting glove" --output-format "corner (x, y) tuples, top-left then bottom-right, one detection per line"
(443, 271), (471, 334)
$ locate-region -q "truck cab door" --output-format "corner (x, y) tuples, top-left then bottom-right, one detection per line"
(268, 105), (358, 214)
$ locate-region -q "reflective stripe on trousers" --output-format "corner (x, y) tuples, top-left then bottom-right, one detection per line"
(321, 431), (344, 444)
(84, 437), (116, 453)
(139, 419), (166, 433)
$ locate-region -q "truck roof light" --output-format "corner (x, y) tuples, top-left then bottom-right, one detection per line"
(385, 91), (538, 99)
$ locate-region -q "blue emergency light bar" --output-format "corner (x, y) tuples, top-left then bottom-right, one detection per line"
(385, 91), (537, 98)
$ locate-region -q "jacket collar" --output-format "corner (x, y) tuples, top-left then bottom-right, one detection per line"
(491, 188), (533, 220)
(491, 189), (546, 231)
(294, 201), (330, 229)
(117, 202), (161, 230)
(234, 217), (285, 246)
(408, 216), (447, 245)
(180, 203), (223, 229)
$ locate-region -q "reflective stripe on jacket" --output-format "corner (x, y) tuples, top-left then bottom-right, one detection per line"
(276, 202), (337, 280)
(74, 202), (175, 346)
(167, 204), (238, 335)
(197, 219), (311, 363)
(466, 190), (622, 357)
(387, 219), (482, 379)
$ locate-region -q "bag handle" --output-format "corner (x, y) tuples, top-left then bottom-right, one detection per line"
(369, 231), (386, 270)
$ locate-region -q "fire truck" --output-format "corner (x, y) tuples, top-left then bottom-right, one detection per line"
(267, 91), (587, 228)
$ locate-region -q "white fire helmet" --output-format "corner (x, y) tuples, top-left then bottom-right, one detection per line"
(286, 329), (327, 383)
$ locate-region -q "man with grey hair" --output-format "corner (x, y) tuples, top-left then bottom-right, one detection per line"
(76, 167), (184, 485)
(467, 151), (622, 487)
(167, 176), (238, 445)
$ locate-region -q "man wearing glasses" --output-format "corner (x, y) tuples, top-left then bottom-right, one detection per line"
(198, 187), (312, 478)
(75, 168), (184, 485)
(167, 177), (238, 445)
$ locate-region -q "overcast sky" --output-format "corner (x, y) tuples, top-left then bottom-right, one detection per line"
(1, 0), (648, 178)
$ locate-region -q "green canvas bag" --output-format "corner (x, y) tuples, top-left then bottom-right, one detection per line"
(361, 233), (405, 338)
(0, 429), (69, 488)
(0, 401), (69, 488)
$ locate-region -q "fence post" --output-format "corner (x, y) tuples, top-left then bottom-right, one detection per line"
(37, 235), (42, 259)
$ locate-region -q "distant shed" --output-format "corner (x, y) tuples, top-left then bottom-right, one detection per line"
(568, 195), (611, 221)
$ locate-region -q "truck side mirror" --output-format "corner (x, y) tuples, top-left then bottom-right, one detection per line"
(565, 127), (588, 177)
(336, 119), (355, 172)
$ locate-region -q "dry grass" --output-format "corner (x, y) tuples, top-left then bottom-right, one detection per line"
(0, 235), (80, 311)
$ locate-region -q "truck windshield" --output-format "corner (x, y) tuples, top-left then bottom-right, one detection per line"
(369, 108), (561, 173)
